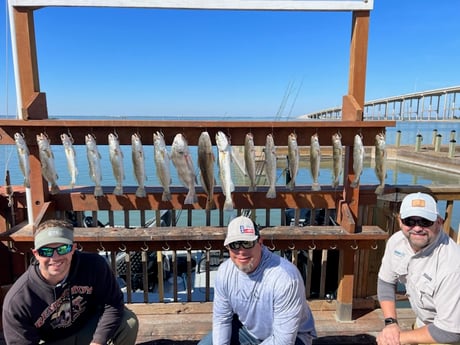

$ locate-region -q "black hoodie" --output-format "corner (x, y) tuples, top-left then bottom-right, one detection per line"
(2, 251), (124, 344)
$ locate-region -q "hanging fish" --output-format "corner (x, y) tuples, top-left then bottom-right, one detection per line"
(287, 132), (299, 191)
(108, 133), (125, 196)
(153, 131), (172, 202)
(14, 132), (30, 188)
(310, 133), (321, 191)
(131, 133), (147, 198)
(171, 133), (197, 205)
(198, 131), (215, 210)
(265, 133), (277, 198)
(60, 133), (78, 188)
(36, 133), (60, 195)
(374, 132), (387, 195)
(350, 133), (364, 188)
(216, 131), (234, 210)
(331, 133), (343, 188)
(244, 133), (257, 192)
(85, 134), (103, 197)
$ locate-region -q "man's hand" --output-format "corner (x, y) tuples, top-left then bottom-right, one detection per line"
(377, 323), (401, 345)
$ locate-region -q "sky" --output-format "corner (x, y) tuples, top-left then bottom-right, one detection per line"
(0, 0), (459, 119)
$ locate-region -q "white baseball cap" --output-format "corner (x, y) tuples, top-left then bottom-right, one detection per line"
(224, 216), (259, 246)
(400, 192), (439, 221)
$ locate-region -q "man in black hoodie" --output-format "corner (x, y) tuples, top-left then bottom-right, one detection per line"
(2, 219), (138, 345)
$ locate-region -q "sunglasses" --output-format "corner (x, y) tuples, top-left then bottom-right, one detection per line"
(37, 244), (73, 257)
(228, 240), (257, 250)
(401, 217), (434, 228)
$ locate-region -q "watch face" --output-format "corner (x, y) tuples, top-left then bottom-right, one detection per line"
(384, 318), (397, 326)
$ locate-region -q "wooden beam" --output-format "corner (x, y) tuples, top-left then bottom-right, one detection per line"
(10, 0), (374, 11)
(342, 10), (370, 121)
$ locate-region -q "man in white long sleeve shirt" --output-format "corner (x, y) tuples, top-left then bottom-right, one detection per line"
(377, 192), (460, 345)
(198, 215), (317, 345)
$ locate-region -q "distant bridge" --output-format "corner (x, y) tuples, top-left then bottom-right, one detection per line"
(300, 86), (460, 121)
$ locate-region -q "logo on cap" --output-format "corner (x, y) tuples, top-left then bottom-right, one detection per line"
(411, 199), (426, 208)
(240, 225), (254, 235)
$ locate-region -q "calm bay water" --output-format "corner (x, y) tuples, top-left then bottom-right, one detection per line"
(1, 120), (460, 229)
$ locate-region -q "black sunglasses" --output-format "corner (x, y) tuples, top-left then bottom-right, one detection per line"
(37, 244), (73, 257)
(228, 240), (257, 250)
(401, 217), (434, 228)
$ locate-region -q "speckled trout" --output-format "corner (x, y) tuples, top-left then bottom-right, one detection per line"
(265, 133), (277, 198)
(60, 133), (78, 188)
(216, 131), (234, 210)
(198, 131), (215, 210)
(153, 131), (172, 202)
(171, 133), (197, 205)
(351, 133), (364, 188)
(310, 133), (321, 191)
(14, 132), (30, 188)
(85, 134), (103, 197)
(287, 132), (299, 191)
(36, 133), (60, 195)
(131, 133), (147, 198)
(244, 133), (257, 192)
(374, 132), (386, 195)
(108, 133), (125, 196)
(331, 133), (343, 188)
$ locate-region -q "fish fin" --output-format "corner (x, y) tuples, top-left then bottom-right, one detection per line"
(113, 186), (123, 196)
(350, 180), (359, 188)
(135, 187), (146, 198)
(94, 186), (104, 197)
(162, 191), (172, 202)
(312, 183), (321, 191)
(50, 184), (60, 195)
(184, 190), (198, 204)
(248, 185), (255, 192)
(375, 185), (385, 195)
(223, 198), (234, 211)
(266, 188), (276, 199)
(206, 198), (216, 211)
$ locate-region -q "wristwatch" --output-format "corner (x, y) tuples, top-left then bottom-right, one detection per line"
(384, 317), (398, 326)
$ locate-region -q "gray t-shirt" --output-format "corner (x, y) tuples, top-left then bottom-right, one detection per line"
(212, 246), (316, 344)
(378, 230), (460, 333)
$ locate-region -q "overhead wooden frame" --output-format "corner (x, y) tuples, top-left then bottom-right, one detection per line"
(9, 0), (374, 11)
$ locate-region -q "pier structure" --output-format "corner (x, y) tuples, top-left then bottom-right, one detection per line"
(301, 86), (460, 121)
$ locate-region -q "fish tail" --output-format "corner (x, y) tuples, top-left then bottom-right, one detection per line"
(94, 186), (104, 197)
(184, 190), (198, 204)
(312, 182), (321, 191)
(266, 187), (276, 199)
(223, 197), (234, 211)
(248, 185), (256, 192)
(135, 186), (146, 198)
(332, 180), (339, 188)
(350, 179), (359, 188)
(24, 178), (30, 188)
(113, 186), (123, 196)
(50, 184), (60, 195)
(375, 184), (385, 195)
(162, 191), (172, 202)
(287, 180), (295, 191)
(206, 198), (216, 211)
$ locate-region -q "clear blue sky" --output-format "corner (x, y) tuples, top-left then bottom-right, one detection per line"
(0, 0), (459, 119)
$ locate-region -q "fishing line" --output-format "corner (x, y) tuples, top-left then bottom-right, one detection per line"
(2, 2), (15, 183)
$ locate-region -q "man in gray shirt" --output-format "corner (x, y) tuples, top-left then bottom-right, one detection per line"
(198, 215), (316, 345)
(377, 192), (460, 345)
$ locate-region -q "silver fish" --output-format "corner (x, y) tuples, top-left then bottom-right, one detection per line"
(310, 133), (321, 191)
(287, 132), (299, 191)
(108, 133), (125, 196)
(264, 133), (277, 199)
(153, 131), (172, 202)
(351, 133), (364, 188)
(215, 131), (234, 210)
(85, 134), (103, 197)
(374, 132), (386, 195)
(36, 133), (60, 195)
(14, 132), (30, 188)
(244, 133), (257, 192)
(60, 133), (78, 188)
(131, 133), (147, 198)
(198, 131), (215, 210)
(171, 133), (197, 205)
(331, 133), (343, 188)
